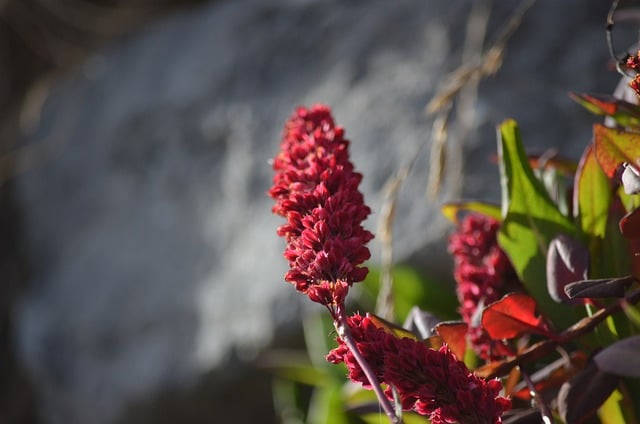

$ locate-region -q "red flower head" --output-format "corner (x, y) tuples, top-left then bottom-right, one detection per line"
(630, 74), (640, 98)
(327, 314), (511, 424)
(626, 50), (640, 71)
(269, 105), (373, 310)
(448, 213), (521, 360)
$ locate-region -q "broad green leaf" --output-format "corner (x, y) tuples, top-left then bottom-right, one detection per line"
(570, 92), (640, 128)
(574, 144), (612, 244)
(593, 124), (640, 178)
(441, 201), (501, 224)
(497, 119), (580, 330)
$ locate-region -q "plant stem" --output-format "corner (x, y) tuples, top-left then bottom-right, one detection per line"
(521, 370), (553, 423)
(334, 310), (402, 424)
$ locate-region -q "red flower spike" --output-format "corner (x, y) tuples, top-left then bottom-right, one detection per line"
(269, 105), (373, 308)
(630, 74), (640, 98)
(448, 213), (521, 360)
(328, 314), (511, 424)
(626, 51), (640, 70)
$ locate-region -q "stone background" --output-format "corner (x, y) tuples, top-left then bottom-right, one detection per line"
(0, 0), (627, 422)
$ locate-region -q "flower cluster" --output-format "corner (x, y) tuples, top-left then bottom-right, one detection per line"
(269, 105), (373, 309)
(625, 50), (640, 97)
(448, 213), (520, 360)
(327, 314), (511, 424)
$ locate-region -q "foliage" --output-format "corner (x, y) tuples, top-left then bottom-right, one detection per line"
(266, 34), (640, 424)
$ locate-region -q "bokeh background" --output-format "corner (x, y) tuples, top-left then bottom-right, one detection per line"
(0, 0), (629, 422)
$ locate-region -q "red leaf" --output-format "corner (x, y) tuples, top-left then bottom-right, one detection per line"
(593, 124), (640, 178)
(434, 321), (468, 360)
(570, 93), (640, 128)
(481, 293), (552, 340)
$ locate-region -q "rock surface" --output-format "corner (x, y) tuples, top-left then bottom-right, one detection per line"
(12, 0), (618, 422)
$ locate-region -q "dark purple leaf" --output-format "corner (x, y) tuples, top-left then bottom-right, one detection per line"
(557, 363), (619, 424)
(594, 335), (640, 378)
(564, 275), (635, 299)
(546, 235), (590, 304)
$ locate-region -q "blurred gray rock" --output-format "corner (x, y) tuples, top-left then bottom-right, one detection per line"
(12, 0), (617, 422)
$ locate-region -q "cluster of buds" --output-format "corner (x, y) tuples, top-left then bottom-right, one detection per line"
(327, 314), (511, 424)
(448, 214), (520, 360)
(625, 51), (640, 97)
(269, 105), (373, 312)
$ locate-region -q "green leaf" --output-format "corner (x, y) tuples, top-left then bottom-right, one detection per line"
(497, 119), (580, 330)
(570, 92), (640, 128)
(574, 144), (612, 244)
(441, 201), (501, 224)
(598, 389), (637, 424)
(600, 195), (632, 278)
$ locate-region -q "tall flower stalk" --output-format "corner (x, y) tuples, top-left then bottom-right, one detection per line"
(270, 105), (510, 423)
(269, 105), (399, 422)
